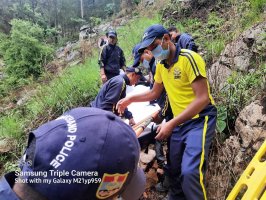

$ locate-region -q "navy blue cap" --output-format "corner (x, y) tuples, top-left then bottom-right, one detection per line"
(107, 30), (117, 38)
(125, 66), (142, 75)
(19, 107), (144, 200)
(132, 43), (142, 67)
(138, 24), (169, 53)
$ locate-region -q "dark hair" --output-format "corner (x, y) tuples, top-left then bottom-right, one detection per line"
(167, 26), (178, 32)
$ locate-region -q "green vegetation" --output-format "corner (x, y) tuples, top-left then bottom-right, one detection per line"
(0, 15), (161, 172)
(118, 15), (160, 62)
(239, 0), (266, 29)
(162, 0), (265, 135)
(222, 63), (265, 125)
(0, 57), (100, 139)
(0, 0), (265, 174)
(0, 19), (54, 98)
(1, 19), (53, 79)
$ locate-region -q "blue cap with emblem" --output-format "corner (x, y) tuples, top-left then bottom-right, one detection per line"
(138, 24), (169, 53)
(132, 43), (142, 68)
(125, 66), (142, 76)
(107, 30), (117, 38)
(17, 107), (145, 200)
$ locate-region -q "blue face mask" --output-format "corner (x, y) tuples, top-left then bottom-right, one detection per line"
(142, 59), (150, 69)
(151, 38), (170, 61)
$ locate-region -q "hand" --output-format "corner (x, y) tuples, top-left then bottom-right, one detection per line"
(153, 112), (163, 124)
(143, 49), (154, 61)
(155, 121), (175, 140)
(101, 74), (107, 83)
(129, 118), (136, 126)
(116, 98), (131, 115)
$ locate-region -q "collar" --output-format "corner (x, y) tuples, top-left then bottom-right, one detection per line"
(175, 35), (181, 43)
(161, 43), (181, 69)
(122, 74), (130, 85)
(0, 172), (20, 200)
(108, 43), (116, 48)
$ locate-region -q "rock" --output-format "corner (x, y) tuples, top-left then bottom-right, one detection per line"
(218, 21), (266, 71)
(0, 138), (14, 153)
(140, 149), (156, 164)
(208, 61), (232, 90)
(56, 47), (65, 59)
(144, 0), (154, 6)
(17, 90), (36, 106)
(79, 25), (97, 40)
(208, 21), (265, 90)
(65, 50), (81, 62)
(235, 100), (266, 148)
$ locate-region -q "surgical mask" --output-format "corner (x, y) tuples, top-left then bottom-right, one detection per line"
(142, 59), (150, 69)
(151, 38), (170, 61)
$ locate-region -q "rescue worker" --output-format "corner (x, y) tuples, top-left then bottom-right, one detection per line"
(0, 107), (145, 200)
(90, 66), (142, 126)
(117, 24), (217, 200)
(167, 26), (198, 52)
(133, 43), (173, 192)
(99, 30), (126, 83)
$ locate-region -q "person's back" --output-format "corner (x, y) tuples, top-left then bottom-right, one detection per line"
(90, 75), (126, 112)
(91, 67), (142, 125)
(168, 26), (198, 52)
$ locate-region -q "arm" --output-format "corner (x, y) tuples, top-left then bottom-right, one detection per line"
(100, 81), (124, 111)
(120, 49), (126, 71)
(100, 46), (107, 83)
(116, 82), (164, 114)
(124, 109), (136, 126)
(155, 76), (210, 140)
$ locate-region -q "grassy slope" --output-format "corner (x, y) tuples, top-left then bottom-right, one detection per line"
(0, 14), (160, 172)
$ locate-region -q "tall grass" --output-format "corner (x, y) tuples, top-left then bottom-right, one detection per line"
(117, 15), (161, 64)
(0, 15), (162, 173)
(243, 0), (266, 28)
(0, 55), (100, 139)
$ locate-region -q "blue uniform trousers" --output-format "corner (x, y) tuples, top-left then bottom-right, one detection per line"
(166, 105), (217, 200)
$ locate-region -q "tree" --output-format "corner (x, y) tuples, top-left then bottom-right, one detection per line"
(1, 19), (54, 79)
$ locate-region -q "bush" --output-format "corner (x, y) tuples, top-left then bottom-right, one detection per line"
(1, 19), (54, 79)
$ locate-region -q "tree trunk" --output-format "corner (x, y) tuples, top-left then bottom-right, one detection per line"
(80, 0), (84, 19)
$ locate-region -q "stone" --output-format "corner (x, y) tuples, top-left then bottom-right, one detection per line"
(235, 100), (266, 148)
(140, 149), (156, 164)
(0, 138), (13, 153)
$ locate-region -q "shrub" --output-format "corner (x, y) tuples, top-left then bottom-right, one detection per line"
(1, 19), (54, 79)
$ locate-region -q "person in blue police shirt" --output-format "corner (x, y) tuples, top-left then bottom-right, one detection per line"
(90, 66), (142, 126)
(167, 26), (198, 52)
(0, 107), (145, 200)
(99, 30), (126, 83)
